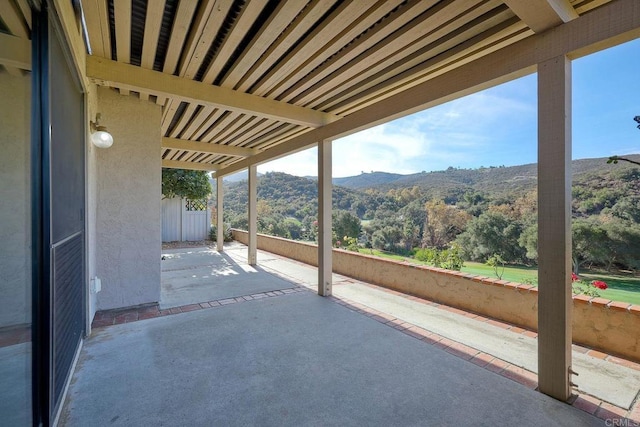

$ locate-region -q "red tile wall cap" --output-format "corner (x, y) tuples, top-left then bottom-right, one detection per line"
(572, 294), (593, 304)
(589, 297), (612, 308)
(607, 301), (631, 312)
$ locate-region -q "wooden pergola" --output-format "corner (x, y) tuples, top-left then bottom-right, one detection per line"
(3, 0), (638, 403)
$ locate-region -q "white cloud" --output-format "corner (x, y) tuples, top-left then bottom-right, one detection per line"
(258, 76), (538, 177)
(257, 147), (318, 177)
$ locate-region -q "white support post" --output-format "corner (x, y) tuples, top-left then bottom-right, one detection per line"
(318, 140), (332, 296)
(216, 176), (224, 252)
(537, 55), (572, 401)
(248, 165), (257, 266)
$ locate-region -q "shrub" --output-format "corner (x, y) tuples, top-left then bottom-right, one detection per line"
(414, 244), (464, 271)
(209, 224), (234, 242)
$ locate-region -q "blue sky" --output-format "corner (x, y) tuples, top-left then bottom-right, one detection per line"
(258, 38), (640, 178)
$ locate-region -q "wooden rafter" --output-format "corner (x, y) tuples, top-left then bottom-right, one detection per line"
(0, 0), (29, 39)
(318, 11), (526, 114)
(298, 0), (499, 108)
(162, 137), (257, 157)
(504, 0), (577, 33)
(220, 0), (308, 89)
(200, 1), (265, 84)
(277, 0), (439, 103)
(86, 56), (340, 127)
(268, 0), (407, 101)
(161, 159), (220, 171)
(114, 0), (131, 95)
(234, 0), (336, 93)
(250, 0), (380, 97)
(0, 32), (30, 71)
(83, 0), (112, 57)
(329, 19), (529, 116)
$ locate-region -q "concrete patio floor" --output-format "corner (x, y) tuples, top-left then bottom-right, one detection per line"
(58, 242), (640, 425)
(63, 288), (600, 426)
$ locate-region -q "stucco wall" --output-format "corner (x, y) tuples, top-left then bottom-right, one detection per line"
(231, 229), (640, 362)
(95, 87), (162, 310)
(0, 72), (31, 327)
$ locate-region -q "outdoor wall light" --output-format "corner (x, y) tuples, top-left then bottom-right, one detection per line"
(90, 113), (113, 148)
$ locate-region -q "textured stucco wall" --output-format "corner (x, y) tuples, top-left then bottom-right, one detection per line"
(95, 87), (161, 310)
(573, 296), (640, 363)
(231, 229), (640, 362)
(0, 72), (31, 327)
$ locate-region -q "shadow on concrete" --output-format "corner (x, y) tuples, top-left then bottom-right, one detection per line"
(160, 246), (297, 309)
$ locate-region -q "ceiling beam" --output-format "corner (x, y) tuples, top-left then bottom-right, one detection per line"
(504, 0), (578, 33)
(0, 33), (30, 70)
(0, 0), (29, 38)
(162, 137), (257, 157)
(86, 56), (339, 128)
(162, 159), (220, 171)
(215, 0), (640, 178)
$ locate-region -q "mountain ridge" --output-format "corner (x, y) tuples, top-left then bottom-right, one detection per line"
(329, 155), (640, 194)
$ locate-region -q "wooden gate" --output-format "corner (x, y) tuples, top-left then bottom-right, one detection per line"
(162, 198), (211, 242)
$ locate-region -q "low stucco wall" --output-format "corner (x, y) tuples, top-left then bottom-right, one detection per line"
(231, 229), (640, 362)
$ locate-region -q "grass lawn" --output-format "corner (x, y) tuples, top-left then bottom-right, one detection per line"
(360, 250), (640, 305)
(577, 272), (640, 305)
(360, 248), (410, 263)
(461, 262), (538, 284)
(462, 262), (640, 305)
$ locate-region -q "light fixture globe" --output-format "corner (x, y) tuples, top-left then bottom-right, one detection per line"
(91, 128), (113, 148)
(90, 113), (113, 148)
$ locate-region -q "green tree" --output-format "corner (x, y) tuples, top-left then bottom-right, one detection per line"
(600, 220), (640, 272)
(371, 225), (404, 252)
(517, 222), (538, 262)
(422, 199), (471, 249)
(162, 169), (211, 199)
(455, 211), (525, 263)
(572, 218), (609, 274)
(282, 217), (303, 240)
(333, 210), (361, 240)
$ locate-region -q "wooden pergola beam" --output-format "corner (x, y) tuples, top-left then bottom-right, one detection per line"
(162, 137), (257, 157)
(161, 159), (220, 171)
(504, 0), (577, 33)
(0, 33), (31, 71)
(86, 56), (339, 128)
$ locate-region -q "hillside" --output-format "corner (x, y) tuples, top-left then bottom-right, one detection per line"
(214, 155), (640, 270)
(220, 172), (398, 231)
(333, 171), (405, 188)
(333, 155), (640, 201)
(218, 155), (640, 221)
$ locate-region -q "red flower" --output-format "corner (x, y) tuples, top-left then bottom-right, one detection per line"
(591, 280), (608, 290)
(571, 272), (580, 282)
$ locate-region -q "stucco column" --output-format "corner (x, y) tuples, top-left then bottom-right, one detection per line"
(248, 165), (257, 266)
(318, 140), (332, 296)
(216, 175), (224, 252)
(537, 55), (572, 401)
